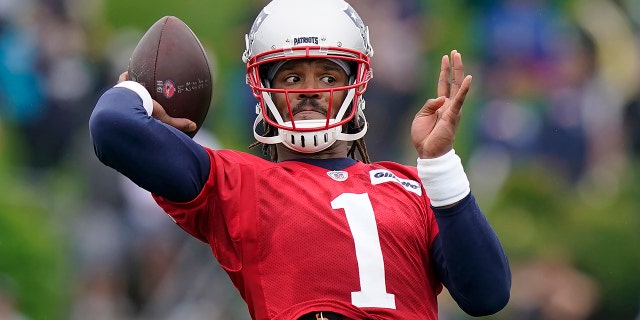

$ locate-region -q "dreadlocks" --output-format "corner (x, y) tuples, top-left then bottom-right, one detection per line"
(249, 121), (279, 162)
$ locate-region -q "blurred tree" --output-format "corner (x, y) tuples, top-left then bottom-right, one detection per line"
(0, 128), (69, 320)
(488, 163), (640, 319)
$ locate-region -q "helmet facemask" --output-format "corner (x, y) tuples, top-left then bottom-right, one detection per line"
(248, 53), (372, 153)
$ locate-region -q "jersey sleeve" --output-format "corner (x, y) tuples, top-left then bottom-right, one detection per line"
(430, 193), (511, 316)
(89, 86), (210, 202)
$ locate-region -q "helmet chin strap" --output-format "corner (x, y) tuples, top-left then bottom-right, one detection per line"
(252, 89), (368, 153)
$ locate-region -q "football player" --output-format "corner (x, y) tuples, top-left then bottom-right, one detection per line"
(89, 0), (511, 319)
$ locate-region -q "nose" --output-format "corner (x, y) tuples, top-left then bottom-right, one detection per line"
(297, 78), (322, 99)
(298, 91), (321, 100)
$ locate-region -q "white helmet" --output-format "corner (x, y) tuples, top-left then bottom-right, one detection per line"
(243, 0), (374, 153)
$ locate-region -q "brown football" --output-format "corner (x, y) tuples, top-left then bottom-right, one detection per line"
(128, 16), (212, 138)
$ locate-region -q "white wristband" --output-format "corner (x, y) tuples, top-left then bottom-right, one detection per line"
(417, 149), (470, 207)
(115, 81), (153, 116)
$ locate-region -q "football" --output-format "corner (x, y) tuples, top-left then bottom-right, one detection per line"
(128, 16), (213, 138)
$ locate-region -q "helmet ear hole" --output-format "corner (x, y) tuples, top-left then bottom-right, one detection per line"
(259, 65), (271, 87)
(348, 98), (367, 134)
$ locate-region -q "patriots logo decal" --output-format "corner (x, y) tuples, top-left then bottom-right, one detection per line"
(250, 10), (268, 36)
(343, 5), (365, 30)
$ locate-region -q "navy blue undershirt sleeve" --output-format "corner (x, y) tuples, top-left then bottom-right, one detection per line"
(89, 87), (210, 202)
(430, 193), (511, 316)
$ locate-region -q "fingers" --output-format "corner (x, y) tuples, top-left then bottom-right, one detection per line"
(437, 55), (450, 98)
(450, 50), (465, 98)
(151, 100), (197, 133)
(173, 119), (197, 133)
(450, 75), (472, 115)
(118, 71), (129, 84)
(417, 96), (446, 117)
(437, 50), (466, 98)
(159, 113), (197, 133)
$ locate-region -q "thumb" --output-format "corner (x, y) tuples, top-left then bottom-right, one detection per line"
(170, 118), (197, 133)
(417, 96), (446, 117)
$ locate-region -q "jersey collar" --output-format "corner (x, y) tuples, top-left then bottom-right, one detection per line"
(283, 157), (358, 171)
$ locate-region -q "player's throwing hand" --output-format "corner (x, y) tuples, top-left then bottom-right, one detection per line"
(117, 71), (196, 133)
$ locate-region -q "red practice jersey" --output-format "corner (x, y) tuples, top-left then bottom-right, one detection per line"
(154, 149), (442, 320)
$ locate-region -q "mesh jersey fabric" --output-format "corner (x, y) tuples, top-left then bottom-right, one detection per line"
(153, 149), (442, 320)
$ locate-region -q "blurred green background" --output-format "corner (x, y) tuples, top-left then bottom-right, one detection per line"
(1, 0), (639, 319)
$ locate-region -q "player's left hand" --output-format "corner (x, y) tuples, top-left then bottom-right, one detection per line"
(117, 71), (196, 133)
(411, 50), (472, 159)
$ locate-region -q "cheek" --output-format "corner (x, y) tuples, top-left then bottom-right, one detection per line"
(330, 91), (349, 114)
(272, 93), (289, 112)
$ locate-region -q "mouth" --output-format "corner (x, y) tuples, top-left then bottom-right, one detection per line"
(290, 101), (327, 121)
(293, 109), (326, 121)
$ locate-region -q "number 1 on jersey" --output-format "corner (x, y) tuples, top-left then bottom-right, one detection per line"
(331, 193), (396, 309)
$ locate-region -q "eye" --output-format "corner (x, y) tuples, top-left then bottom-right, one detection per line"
(284, 75), (300, 83)
(321, 75), (337, 85)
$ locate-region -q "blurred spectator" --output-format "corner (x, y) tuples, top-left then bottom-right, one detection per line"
(624, 93), (640, 159)
(31, 2), (96, 168)
(466, 0), (635, 191)
(70, 263), (134, 320)
(568, 0), (637, 197)
(508, 256), (600, 320)
(534, 28), (594, 184)
(0, 1), (46, 164)
(349, 0), (425, 162)
(470, 0), (564, 158)
(465, 0), (571, 205)
(623, 27), (640, 160)
(0, 0), (96, 171)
